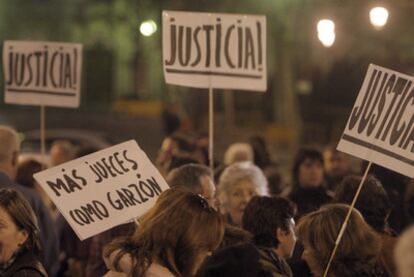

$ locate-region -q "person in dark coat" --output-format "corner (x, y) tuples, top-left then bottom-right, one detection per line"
(285, 148), (331, 277)
(0, 188), (48, 277)
(242, 196), (296, 277)
(287, 148), (331, 219)
(0, 126), (59, 276)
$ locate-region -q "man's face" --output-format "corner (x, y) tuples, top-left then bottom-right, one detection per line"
(324, 150), (351, 178)
(199, 175), (217, 209)
(277, 218), (297, 259)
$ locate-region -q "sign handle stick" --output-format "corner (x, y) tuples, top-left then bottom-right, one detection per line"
(40, 106), (46, 167)
(208, 86), (214, 174)
(134, 217), (141, 227)
(322, 161), (373, 277)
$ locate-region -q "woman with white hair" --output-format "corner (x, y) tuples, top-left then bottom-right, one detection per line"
(218, 161), (268, 227)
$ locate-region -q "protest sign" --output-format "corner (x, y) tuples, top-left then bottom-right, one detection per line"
(337, 64), (414, 178)
(3, 40), (82, 107)
(163, 11), (267, 91)
(34, 140), (169, 240)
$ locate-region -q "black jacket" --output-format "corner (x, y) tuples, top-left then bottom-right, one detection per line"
(1, 250), (48, 277)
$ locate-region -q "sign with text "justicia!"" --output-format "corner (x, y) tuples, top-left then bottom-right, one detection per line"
(162, 11), (267, 91)
(3, 40), (82, 107)
(338, 64), (414, 178)
(34, 140), (169, 240)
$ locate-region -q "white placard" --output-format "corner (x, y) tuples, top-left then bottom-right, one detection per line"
(163, 11), (267, 91)
(3, 40), (82, 107)
(338, 64), (414, 178)
(34, 140), (169, 240)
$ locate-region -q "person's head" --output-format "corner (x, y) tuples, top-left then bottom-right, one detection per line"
(395, 226), (414, 277)
(167, 164), (216, 208)
(292, 148), (324, 188)
(323, 146), (351, 178)
(224, 143), (254, 165)
(297, 204), (381, 277)
(105, 187), (224, 277)
(0, 126), (20, 180)
(218, 162), (268, 226)
(242, 196), (296, 259)
(0, 189), (41, 265)
(16, 159), (44, 189)
(334, 175), (391, 233)
(49, 140), (77, 166)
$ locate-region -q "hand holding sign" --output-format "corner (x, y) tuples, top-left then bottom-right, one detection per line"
(34, 140), (169, 240)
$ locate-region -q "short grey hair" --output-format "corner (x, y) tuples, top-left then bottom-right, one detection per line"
(0, 126), (20, 163)
(395, 226), (414, 277)
(218, 161), (268, 213)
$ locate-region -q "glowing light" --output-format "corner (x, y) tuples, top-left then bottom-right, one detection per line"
(317, 19), (335, 47)
(140, 20), (157, 37)
(370, 7), (389, 29)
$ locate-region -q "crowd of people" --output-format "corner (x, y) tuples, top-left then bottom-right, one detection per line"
(1, 124), (414, 277)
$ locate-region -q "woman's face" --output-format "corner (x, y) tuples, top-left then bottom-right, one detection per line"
(298, 159), (324, 188)
(228, 179), (257, 226)
(0, 207), (28, 264)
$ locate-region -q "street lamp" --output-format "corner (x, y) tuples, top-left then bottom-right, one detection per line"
(317, 19), (335, 47)
(370, 7), (389, 30)
(140, 20), (157, 37)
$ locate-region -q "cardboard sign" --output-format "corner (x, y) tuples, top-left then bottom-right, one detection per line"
(34, 140), (169, 240)
(3, 40), (82, 107)
(338, 64), (414, 178)
(163, 11), (267, 91)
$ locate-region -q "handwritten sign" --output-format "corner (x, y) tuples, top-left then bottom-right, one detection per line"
(34, 140), (169, 240)
(163, 11), (267, 91)
(338, 64), (414, 178)
(3, 40), (82, 107)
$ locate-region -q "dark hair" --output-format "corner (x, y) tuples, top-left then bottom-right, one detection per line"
(168, 155), (200, 172)
(242, 196), (295, 248)
(292, 148), (324, 187)
(167, 163), (212, 193)
(16, 159), (44, 188)
(196, 243), (273, 277)
(249, 135), (271, 169)
(220, 225), (252, 248)
(0, 189), (42, 254)
(334, 175), (391, 233)
(104, 187), (224, 277)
